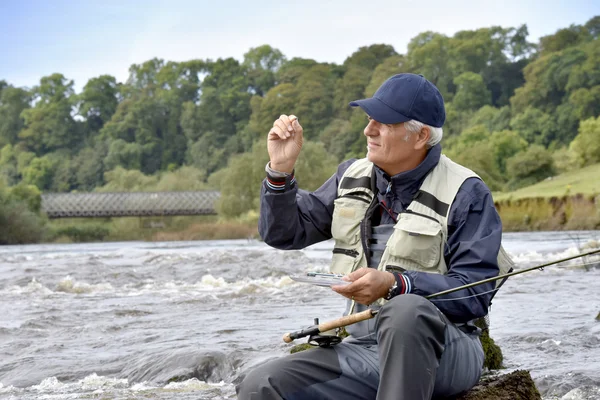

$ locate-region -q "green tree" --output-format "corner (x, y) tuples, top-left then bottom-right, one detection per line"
(276, 58), (320, 84)
(539, 24), (590, 54)
(333, 66), (371, 118)
(72, 144), (107, 191)
(510, 107), (557, 145)
(98, 166), (159, 192)
(21, 155), (57, 190)
(217, 142), (270, 218)
(19, 74), (80, 154)
(407, 32), (453, 98)
(78, 75), (120, 135)
(0, 84), (30, 147)
(364, 55), (408, 96)
(0, 144), (19, 185)
(488, 130), (528, 173)
(343, 44), (397, 71)
(243, 45), (286, 96)
(505, 145), (555, 189)
(295, 65), (336, 137)
(452, 72), (492, 112)
(569, 116), (600, 166)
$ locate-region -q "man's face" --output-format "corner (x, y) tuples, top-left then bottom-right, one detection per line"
(363, 116), (417, 173)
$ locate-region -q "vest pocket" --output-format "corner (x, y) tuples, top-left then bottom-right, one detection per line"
(331, 197), (369, 245)
(386, 213), (443, 271)
(330, 248), (361, 274)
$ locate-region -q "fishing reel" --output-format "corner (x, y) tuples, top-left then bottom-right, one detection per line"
(307, 318), (342, 348)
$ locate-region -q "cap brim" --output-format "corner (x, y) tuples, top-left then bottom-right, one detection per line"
(349, 97), (411, 124)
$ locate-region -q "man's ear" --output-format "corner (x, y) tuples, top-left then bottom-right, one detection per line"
(414, 126), (430, 150)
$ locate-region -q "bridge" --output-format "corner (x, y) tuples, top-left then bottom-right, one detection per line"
(41, 191), (220, 218)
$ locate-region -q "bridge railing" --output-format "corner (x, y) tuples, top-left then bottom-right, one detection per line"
(41, 191), (220, 218)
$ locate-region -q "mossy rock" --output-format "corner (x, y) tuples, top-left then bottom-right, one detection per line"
(290, 343), (315, 354)
(474, 318), (503, 370)
(457, 370), (541, 400)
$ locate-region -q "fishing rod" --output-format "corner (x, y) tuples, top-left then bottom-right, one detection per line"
(283, 248), (600, 344)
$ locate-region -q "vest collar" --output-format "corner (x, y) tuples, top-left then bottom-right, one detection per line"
(374, 144), (442, 204)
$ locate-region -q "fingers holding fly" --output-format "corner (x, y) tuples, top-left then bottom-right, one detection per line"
(269, 114), (302, 141)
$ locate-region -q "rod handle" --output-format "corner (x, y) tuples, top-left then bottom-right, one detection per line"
(318, 309), (375, 332)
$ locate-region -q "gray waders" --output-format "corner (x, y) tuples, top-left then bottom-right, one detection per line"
(237, 294), (484, 400)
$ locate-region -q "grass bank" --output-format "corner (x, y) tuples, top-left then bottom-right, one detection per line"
(47, 213), (259, 243)
(493, 163), (600, 231)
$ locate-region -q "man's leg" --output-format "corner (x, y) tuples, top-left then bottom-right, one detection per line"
(376, 294), (447, 400)
(432, 319), (484, 398)
(237, 341), (379, 400)
(375, 294), (484, 400)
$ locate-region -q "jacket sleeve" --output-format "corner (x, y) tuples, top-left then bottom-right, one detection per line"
(403, 178), (502, 323)
(258, 159), (356, 250)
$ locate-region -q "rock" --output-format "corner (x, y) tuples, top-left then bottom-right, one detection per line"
(457, 370), (541, 400)
(596, 311), (600, 321)
(290, 343), (314, 354)
(474, 318), (503, 370)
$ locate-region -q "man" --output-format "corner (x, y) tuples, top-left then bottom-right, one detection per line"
(238, 73), (508, 399)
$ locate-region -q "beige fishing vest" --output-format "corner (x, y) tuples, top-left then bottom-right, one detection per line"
(330, 156), (513, 304)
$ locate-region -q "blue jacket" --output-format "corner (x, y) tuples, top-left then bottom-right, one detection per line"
(259, 145), (502, 323)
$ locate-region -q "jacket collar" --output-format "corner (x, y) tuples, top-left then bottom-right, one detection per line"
(374, 144), (442, 209)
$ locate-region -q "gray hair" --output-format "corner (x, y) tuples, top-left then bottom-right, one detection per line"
(404, 120), (443, 147)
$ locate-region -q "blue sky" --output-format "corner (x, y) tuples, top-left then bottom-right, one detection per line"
(1, 0), (598, 92)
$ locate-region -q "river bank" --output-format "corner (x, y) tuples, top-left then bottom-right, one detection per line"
(495, 195), (600, 231)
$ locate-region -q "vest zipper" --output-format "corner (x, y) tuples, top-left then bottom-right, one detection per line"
(332, 248), (360, 258)
(403, 209), (440, 223)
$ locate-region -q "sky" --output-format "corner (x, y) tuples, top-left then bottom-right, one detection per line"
(1, 0), (598, 92)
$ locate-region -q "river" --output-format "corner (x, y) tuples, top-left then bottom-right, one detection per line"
(1, 231), (599, 399)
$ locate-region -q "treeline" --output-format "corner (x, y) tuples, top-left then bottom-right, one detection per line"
(0, 17), (599, 229)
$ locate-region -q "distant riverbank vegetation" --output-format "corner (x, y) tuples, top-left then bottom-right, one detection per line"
(1, 17), (599, 243)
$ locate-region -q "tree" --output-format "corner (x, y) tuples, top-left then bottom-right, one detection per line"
(343, 44), (398, 71)
(320, 119), (355, 162)
(0, 144), (19, 185)
(364, 55), (408, 96)
(0, 85), (30, 147)
(18, 74), (79, 154)
(276, 58), (320, 84)
(407, 32), (453, 98)
(452, 72), (491, 112)
(505, 145), (555, 189)
(569, 116), (600, 166)
(488, 130), (528, 173)
(98, 166), (158, 192)
(78, 75), (120, 135)
(72, 144), (107, 191)
(21, 155), (57, 190)
(295, 65), (336, 137)
(248, 83), (299, 143)
(539, 24), (589, 54)
(243, 45), (286, 96)
(333, 66), (371, 118)
(510, 107), (557, 146)
(470, 106), (512, 133)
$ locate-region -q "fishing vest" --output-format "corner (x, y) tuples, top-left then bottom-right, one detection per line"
(330, 156), (514, 307)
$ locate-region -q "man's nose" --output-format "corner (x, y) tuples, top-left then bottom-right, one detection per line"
(364, 120), (378, 136)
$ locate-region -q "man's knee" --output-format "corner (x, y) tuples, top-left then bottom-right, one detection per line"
(237, 359), (283, 399)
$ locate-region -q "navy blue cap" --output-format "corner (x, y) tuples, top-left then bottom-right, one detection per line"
(349, 73), (446, 127)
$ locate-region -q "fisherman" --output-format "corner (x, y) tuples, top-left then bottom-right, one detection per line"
(237, 73), (506, 399)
